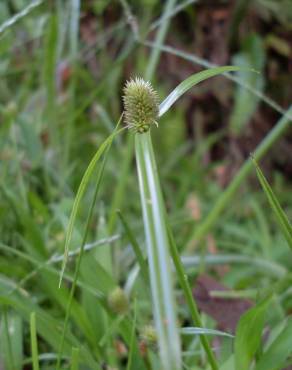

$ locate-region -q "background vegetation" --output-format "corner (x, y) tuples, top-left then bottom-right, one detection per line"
(0, 0), (292, 369)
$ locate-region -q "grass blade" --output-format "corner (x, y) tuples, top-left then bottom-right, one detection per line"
(56, 126), (120, 368)
(234, 298), (270, 370)
(252, 158), (292, 250)
(117, 210), (149, 284)
(59, 124), (123, 286)
(144, 0), (177, 80)
(167, 223), (219, 370)
(71, 347), (80, 370)
(1, 308), (16, 370)
(126, 299), (138, 370)
(181, 327), (234, 339)
(159, 66), (241, 117)
(135, 132), (181, 370)
(30, 312), (40, 370)
(144, 41), (292, 121)
(0, 0), (43, 35)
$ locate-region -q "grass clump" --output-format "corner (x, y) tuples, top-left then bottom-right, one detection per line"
(1, 1), (292, 370)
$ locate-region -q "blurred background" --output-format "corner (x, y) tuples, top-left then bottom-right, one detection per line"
(0, 0), (292, 368)
(1, 0), (292, 251)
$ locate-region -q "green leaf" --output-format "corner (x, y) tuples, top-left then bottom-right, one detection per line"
(70, 347), (80, 370)
(252, 158), (292, 250)
(59, 125), (123, 286)
(167, 223), (219, 370)
(0, 294), (98, 369)
(220, 355), (235, 370)
(159, 66), (241, 117)
(181, 327), (234, 338)
(255, 318), (292, 370)
(235, 298), (270, 370)
(30, 312), (40, 370)
(0, 310), (23, 370)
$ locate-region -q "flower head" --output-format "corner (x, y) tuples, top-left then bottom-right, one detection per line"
(123, 77), (159, 133)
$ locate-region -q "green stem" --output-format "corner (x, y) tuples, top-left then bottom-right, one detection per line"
(3, 308), (15, 370)
(167, 226), (219, 370)
(63, 0), (80, 172)
(187, 106), (292, 251)
(110, 0), (177, 234)
(30, 312), (40, 370)
(145, 0), (177, 80)
(135, 132), (181, 370)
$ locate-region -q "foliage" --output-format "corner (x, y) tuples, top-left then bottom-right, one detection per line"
(0, 1), (291, 370)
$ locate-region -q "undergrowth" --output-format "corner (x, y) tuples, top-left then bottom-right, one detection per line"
(0, 1), (292, 370)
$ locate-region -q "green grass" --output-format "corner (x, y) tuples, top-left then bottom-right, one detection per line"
(0, 1), (292, 370)
(30, 312), (40, 370)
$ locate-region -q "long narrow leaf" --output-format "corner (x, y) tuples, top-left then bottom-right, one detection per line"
(59, 124), (123, 286)
(159, 66), (241, 116)
(70, 348), (79, 370)
(167, 223), (219, 370)
(181, 327), (234, 338)
(253, 158), (292, 250)
(30, 313), (40, 370)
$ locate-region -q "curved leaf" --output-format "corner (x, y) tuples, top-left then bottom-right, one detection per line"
(59, 125), (123, 286)
(159, 66), (241, 117)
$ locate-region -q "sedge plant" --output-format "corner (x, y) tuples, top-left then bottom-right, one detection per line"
(122, 67), (240, 370)
(58, 65), (242, 369)
(124, 78), (182, 370)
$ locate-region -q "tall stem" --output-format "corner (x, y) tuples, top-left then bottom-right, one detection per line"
(135, 132), (181, 370)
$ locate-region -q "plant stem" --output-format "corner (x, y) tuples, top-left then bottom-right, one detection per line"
(30, 312), (40, 370)
(3, 308), (15, 370)
(145, 0), (177, 80)
(135, 132), (181, 370)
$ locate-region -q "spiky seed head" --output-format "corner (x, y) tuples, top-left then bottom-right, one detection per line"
(107, 287), (129, 315)
(123, 77), (159, 133)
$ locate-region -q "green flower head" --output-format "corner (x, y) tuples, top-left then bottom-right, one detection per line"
(123, 77), (159, 133)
